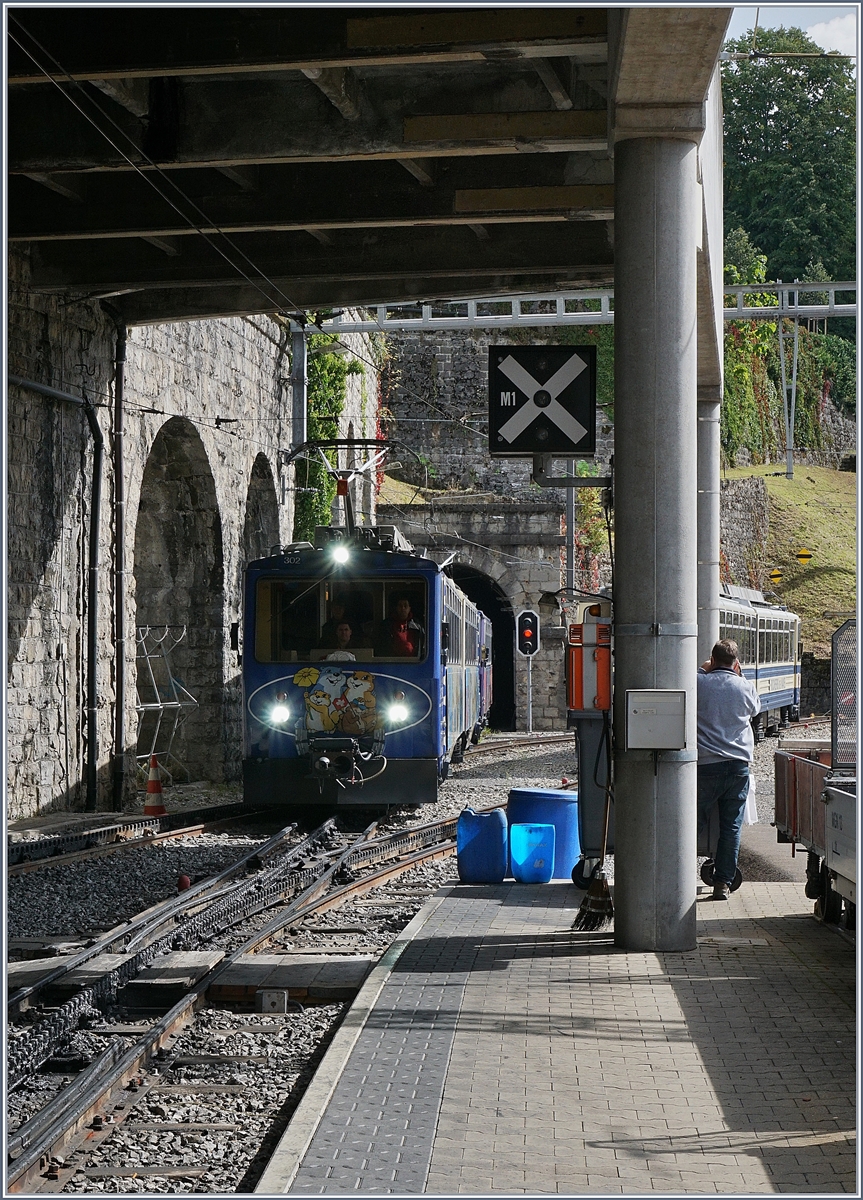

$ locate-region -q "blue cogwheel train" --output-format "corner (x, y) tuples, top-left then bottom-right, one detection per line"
(242, 522), (493, 808)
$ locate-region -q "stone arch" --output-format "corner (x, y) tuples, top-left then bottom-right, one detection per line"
(242, 453), (280, 567)
(133, 417), (225, 783)
(448, 561), (516, 730)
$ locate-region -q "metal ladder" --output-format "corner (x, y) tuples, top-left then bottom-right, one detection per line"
(135, 624), (198, 786)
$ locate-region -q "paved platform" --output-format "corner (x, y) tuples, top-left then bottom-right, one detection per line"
(257, 881), (856, 1195)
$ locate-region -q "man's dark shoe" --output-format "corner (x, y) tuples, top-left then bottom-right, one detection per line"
(713, 881), (731, 901)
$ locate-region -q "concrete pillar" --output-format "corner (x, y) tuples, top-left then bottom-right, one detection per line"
(613, 138), (699, 952)
(697, 386), (721, 663)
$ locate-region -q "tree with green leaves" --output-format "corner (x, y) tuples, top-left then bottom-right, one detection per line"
(721, 27), (856, 284)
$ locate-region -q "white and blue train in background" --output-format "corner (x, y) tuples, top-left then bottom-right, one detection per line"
(242, 523), (492, 806)
(718, 583), (801, 737)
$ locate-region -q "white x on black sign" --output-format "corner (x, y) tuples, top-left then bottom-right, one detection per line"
(488, 345), (596, 458)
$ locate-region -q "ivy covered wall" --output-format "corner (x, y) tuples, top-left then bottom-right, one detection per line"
(722, 317), (856, 467)
(291, 331), (367, 542)
(721, 228), (856, 467)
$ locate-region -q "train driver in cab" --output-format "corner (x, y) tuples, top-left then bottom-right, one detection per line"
(325, 621), (359, 662)
(378, 593), (424, 658)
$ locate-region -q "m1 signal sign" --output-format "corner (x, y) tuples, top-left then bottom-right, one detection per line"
(489, 345), (596, 457)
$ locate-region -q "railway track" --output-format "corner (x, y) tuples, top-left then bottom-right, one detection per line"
(7, 817), (458, 1193)
(465, 732), (574, 758)
(7, 804), (256, 872)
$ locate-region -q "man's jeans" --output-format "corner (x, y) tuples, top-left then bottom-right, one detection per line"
(697, 760), (750, 886)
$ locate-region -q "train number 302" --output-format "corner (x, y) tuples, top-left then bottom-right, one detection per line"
(831, 811), (843, 831)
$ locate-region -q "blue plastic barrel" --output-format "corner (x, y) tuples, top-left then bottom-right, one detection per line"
(456, 807), (508, 884)
(510, 823), (555, 884)
(507, 788), (580, 881)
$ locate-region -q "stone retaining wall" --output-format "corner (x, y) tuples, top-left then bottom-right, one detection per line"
(719, 476), (770, 588)
(8, 248), (377, 818)
(382, 329), (614, 496)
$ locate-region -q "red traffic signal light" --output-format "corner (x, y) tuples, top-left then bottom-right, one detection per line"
(516, 610), (540, 656)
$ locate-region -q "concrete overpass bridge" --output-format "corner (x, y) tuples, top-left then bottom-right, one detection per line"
(9, 8), (737, 950)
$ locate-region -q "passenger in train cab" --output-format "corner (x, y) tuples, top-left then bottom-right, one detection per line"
(378, 594), (424, 657)
(324, 621), (359, 662)
(697, 638), (760, 901)
(320, 594), (350, 647)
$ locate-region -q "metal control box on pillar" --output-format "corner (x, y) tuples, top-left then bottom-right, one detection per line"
(566, 602), (614, 882)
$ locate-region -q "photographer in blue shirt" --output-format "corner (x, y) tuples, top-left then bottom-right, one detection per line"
(697, 639), (760, 900)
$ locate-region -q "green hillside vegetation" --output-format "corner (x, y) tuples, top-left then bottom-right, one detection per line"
(723, 464), (856, 655)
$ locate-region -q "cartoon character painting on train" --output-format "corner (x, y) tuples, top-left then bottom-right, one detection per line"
(293, 666), (381, 735)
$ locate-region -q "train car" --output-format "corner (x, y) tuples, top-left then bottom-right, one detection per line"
(474, 612), (494, 743)
(242, 523), (492, 806)
(718, 584), (801, 739)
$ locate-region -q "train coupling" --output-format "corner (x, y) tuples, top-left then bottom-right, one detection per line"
(309, 737), (361, 782)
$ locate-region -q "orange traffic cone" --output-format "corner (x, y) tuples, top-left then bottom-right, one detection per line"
(144, 754), (168, 816)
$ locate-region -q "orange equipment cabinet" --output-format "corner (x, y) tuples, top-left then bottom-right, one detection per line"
(567, 621), (612, 712)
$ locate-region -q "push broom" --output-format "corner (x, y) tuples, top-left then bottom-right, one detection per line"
(572, 787), (613, 930)
(573, 712), (614, 932)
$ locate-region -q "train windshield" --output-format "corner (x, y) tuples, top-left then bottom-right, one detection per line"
(255, 576), (428, 664)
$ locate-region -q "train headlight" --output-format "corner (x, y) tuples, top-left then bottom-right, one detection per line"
(271, 704), (291, 724)
(332, 545), (350, 564)
(388, 703), (409, 724)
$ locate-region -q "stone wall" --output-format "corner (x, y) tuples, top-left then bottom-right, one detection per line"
(382, 329), (615, 497)
(378, 495), (570, 730)
(381, 326), (613, 630)
(719, 476), (769, 588)
(733, 397), (857, 471)
(802, 398), (857, 470)
(8, 248), (377, 818)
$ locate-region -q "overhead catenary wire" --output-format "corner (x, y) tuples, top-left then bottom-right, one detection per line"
(10, 10), (556, 449)
(9, 20), (505, 463)
(10, 17), (610, 492)
(7, 18), (310, 319)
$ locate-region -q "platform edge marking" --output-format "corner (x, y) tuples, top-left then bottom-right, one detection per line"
(253, 887), (455, 1195)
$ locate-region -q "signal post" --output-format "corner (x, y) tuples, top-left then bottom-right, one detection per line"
(490, 345), (613, 867)
(516, 610), (540, 732)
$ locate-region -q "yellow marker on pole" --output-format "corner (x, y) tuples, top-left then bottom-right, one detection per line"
(768, 568), (783, 585)
(796, 547), (813, 565)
